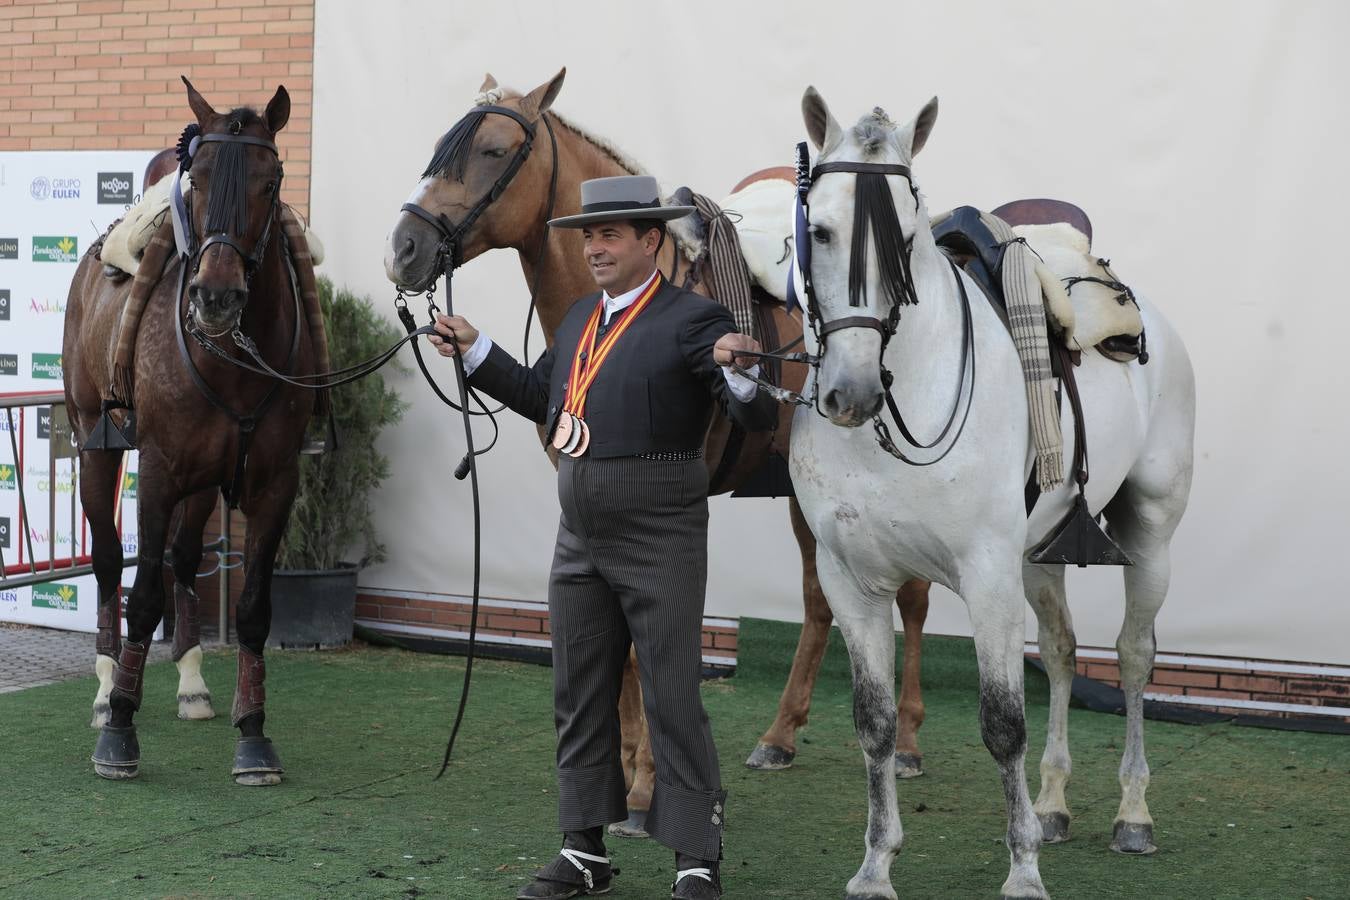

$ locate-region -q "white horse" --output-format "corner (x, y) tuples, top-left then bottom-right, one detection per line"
(787, 89), (1195, 899)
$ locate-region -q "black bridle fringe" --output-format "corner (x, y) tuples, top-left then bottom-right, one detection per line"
(849, 173), (919, 309)
(421, 108), (489, 181)
(203, 137), (250, 237)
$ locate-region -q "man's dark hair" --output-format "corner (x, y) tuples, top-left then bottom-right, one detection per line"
(629, 218), (666, 252)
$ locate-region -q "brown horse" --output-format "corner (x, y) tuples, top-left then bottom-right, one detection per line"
(383, 70), (934, 832)
(64, 79), (316, 784)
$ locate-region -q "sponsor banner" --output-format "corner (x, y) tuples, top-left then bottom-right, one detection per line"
(122, 471), (138, 498)
(0, 150), (155, 635)
(31, 353), (62, 380)
(32, 236), (78, 264)
(97, 172), (133, 205)
(32, 582), (78, 611)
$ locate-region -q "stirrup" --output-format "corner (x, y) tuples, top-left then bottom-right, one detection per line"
(1029, 492), (1133, 567)
(83, 400), (136, 451)
(675, 867), (713, 884)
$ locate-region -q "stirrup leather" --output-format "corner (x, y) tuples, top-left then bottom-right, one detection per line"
(560, 848), (609, 891)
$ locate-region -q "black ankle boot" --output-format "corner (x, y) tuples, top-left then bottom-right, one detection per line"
(516, 829), (616, 899)
(671, 852), (721, 899)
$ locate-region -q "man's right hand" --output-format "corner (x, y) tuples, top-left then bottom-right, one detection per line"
(430, 314), (478, 358)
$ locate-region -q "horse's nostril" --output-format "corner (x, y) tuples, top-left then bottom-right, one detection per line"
(399, 236), (416, 262)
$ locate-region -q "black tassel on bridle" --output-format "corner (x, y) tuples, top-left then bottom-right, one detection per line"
(421, 107), (490, 181)
(849, 172), (920, 310)
(203, 134), (250, 238)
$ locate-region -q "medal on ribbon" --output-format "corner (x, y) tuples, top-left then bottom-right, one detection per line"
(553, 273), (662, 457)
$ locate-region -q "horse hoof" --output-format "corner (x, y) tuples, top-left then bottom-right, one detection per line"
(1039, 811), (1071, 844)
(90, 702), (111, 729)
(231, 736), (284, 786)
(92, 725), (140, 779)
(1110, 820), (1157, 855)
(606, 810), (648, 839)
(177, 693), (216, 720)
(745, 742), (795, 770)
(894, 751), (924, 779)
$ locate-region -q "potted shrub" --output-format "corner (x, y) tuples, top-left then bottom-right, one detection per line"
(269, 276), (407, 649)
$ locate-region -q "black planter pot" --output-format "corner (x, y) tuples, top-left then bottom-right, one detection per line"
(267, 565), (359, 650)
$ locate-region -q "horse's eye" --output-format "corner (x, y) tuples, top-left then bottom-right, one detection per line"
(265, 181), (277, 194)
(482, 148), (508, 159)
(811, 226), (831, 245)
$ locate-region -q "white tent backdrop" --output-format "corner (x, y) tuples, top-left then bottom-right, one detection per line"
(310, 0), (1350, 665)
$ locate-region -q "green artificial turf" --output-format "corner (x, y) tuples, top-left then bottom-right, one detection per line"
(1, 620), (1347, 898)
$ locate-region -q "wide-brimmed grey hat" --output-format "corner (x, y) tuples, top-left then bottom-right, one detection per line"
(547, 175), (695, 229)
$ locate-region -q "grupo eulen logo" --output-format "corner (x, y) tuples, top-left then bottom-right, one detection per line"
(98, 172), (133, 204)
(33, 582), (78, 612)
(0, 288), (9, 320)
(32, 236), (78, 263)
(31, 176), (80, 200)
(32, 354), (62, 380)
(0, 238), (17, 260)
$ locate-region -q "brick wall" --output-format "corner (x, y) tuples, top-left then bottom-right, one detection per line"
(0, 0), (314, 217)
(1030, 645), (1350, 724)
(356, 590), (740, 672)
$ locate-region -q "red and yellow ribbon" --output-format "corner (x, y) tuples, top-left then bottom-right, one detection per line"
(564, 273), (662, 418)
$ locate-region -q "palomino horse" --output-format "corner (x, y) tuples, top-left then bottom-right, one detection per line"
(787, 89), (1195, 899)
(64, 80), (317, 783)
(382, 69), (934, 832)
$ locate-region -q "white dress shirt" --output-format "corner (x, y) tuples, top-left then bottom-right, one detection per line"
(458, 269), (760, 401)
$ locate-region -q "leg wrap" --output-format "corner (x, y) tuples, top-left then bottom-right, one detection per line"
(232, 645), (266, 726)
(110, 639), (149, 709)
(96, 600), (122, 659)
(171, 583), (200, 662)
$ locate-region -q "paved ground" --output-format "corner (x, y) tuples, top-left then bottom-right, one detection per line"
(0, 622), (179, 694)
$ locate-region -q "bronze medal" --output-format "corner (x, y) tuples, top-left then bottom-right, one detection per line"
(569, 418), (590, 457)
(561, 415), (584, 455)
(551, 411), (574, 451)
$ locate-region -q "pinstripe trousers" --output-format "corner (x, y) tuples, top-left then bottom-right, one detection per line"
(549, 454), (726, 861)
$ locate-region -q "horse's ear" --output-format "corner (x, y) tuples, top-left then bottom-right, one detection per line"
(265, 85), (291, 134)
(520, 67), (566, 120)
(181, 75), (217, 124)
(802, 86), (843, 154)
(479, 72), (499, 94)
(904, 96), (938, 158)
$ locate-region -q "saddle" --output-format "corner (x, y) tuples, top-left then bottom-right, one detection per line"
(932, 201), (1133, 566)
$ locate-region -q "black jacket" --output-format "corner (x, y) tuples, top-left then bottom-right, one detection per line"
(469, 277), (779, 457)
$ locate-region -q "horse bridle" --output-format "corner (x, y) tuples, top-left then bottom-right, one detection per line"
(178, 128), (284, 294)
(737, 142), (977, 465)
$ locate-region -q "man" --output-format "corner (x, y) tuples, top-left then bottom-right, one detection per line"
(430, 175), (777, 900)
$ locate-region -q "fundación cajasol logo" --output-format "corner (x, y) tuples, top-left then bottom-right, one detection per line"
(32, 236), (77, 263)
(0, 238), (17, 260)
(98, 172), (134, 204)
(32, 582), (78, 612)
(31, 353), (62, 380)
